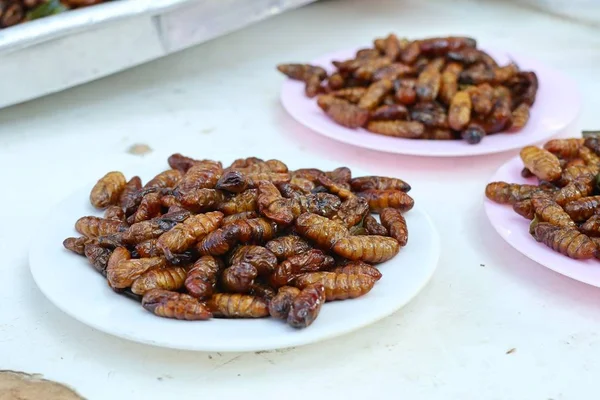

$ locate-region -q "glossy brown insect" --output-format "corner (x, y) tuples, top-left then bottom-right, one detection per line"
(103, 206), (125, 222)
(176, 188), (225, 213)
(196, 225), (241, 256)
(512, 199), (534, 220)
(296, 213), (349, 250)
(167, 153), (200, 173)
(554, 176), (594, 207)
(185, 256), (222, 299)
(578, 146), (600, 169)
(221, 262), (258, 293)
(330, 88), (367, 104)
(330, 261), (382, 281)
(269, 286), (301, 319)
(358, 79), (393, 110)
(508, 103), (530, 132)
(380, 208), (408, 246)
(121, 218), (176, 245)
(277, 64), (327, 81)
(233, 218), (278, 244)
(90, 171), (127, 209)
(265, 235), (312, 261)
(257, 181), (296, 225)
(323, 100), (370, 129)
(485, 182), (545, 205)
(296, 193), (342, 218)
(332, 197), (370, 228)
(363, 214), (388, 236)
(134, 239), (161, 258)
(107, 256), (165, 289)
(357, 190), (414, 213)
(579, 215), (600, 238)
(532, 223), (596, 260)
(543, 138), (584, 159)
(129, 192), (163, 224)
(218, 189), (258, 215)
(350, 176), (411, 192)
(370, 104), (409, 121)
(271, 249), (335, 287)
(84, 244), (112, 275)
(559, 165), (598, 186)
(75, 216), (127, 238)
(131, 266), (187, 295)
(287, 284), (326, 329)
(366, 120), (425, 139)
(332, 235), (400, 263)
(119, 176), (142, 208)
(564, 196), (600, 222)
(372, 63), (414, 81)
(439, 62), (463, 104)
(531, 192), (576, 227)
(142, 289), (212, 321)
(208, 293), (269, 318)
(63, 236), (95, 256)
(418, 36), (476, 55)
(317, 175), (355, 200)
(175, 160), (223, 195)
(215, 170), (249, 193)
(354, 57), (393, 80)
(519, 146), (561, 182)
(469, 83), (494, 116)
(294, 272), (376, 301)
(415, 59), (443, 102)
(144, 169), (182, 189)
(157, 211), (224, 255)
(229, 245), (277, 276)
(222, 211), (259, 226)
(448, 91), (472, 131)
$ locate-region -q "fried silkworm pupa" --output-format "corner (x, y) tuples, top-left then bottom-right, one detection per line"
(461, 123), (485, 145)
(559, 165), (598, 186)
(222, 211), (258, 226)
(90, 171), (127, 209)
(330, 261), (382, 281)
(221, 262), (258, 293)
(107, 255), (165, 289)
(131, 266), (187, 295)
(484, 182), (544, 205)
(508, 103), (530, 132)
(84, 244), (112, 275)
(175, 160), (223, 195)
(357, 79), (393, 110)
(229, 245), (278, 276)
(277, 64), (327, 81)
(357, 189), (414, 213)
(409, 102), (449, 129)
(63, 236), (95, 256)
(257, 181), (296, 225)
(366, 120), (425, 139)
(208, 293), (269, 318)
(439, 62), (463, 104)
(135, 239), (162, 258)
(249, 281), (277, 300)
(400, 41), (420, 64)
(129, 192), (163, 224)
(564, 196), (600, 222)
(271, 249), (335, 287)
(328, 72), (346, 90)
(350, 176), (411, 192)
(144, 169), (182, 189)
(372, 63), (414, 81)
(185, 256), (222, 299)
(305, 74), (324, 98)
(579, 215), (600, 237)
(332, 235), (400, 263)
(218, 189), (258, 215)
(370, 104), (409, 121)
(176, 188), (225, 213)
(554, 176), (594, 207)
(287, 284), (326, 329)
(578, 146), (600, 168)
(75, 216), (127, 238)
(326, 166), (352, 184)
(469, 83), (493, 116)
(363, 214), (388, 236)
(394, 78), (417, 105)
(381, 33), (403, 60)
(297, 193), (342, 218)
(215, 170), (249, 193)
(295, 213), (349, 250)
(519, 146), (562, 182)
(121, 218), (177, 245)
(294, 272), (377, 301)
(531, 192), (576, 227)
(196, 225), (241, 256)
(104, 205), (125, 222)
(142, 289), (212, 321)
(269, 286), (301, 319)
(119, 176), (142, 208)
(331, 87), (368, 104)
(317, 174), (355, 200)
(542, 138), (584, 159)
(380, 208), (408, 246)
(354, 57), (393, 81)
(448, 91), (472, 131)
(415, 58), (443, 102)
(332, 197), (370, 228)
(418, 36), (476, 55)
(167, 153), (201, 173)
(265, 235), (312, 261)
(322, 100), (370, 129)
(532, 223), (596, 260)
(512, 199), (534, 220)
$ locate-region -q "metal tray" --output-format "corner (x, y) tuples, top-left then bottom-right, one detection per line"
(0, 0), (315, 109)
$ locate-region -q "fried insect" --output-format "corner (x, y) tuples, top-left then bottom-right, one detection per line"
(580, 215), (600, 237)
(373, 63), (414, 81)
(305, 74), (324, 98)
(144, 169), (182, 189)
(578, 146), (600, 168)
(175, 160), (223, 195)
(135, 239), (162, 258)
(531, 192), (576, 227)
(519, 146), (561, 182)
(415, 59), (443, 101)
(294, 272), (376, 301)
(532, 223), (596, 260)
(84, 244), (112, 275)
(418, 36), (476, 55)
(131, 266), (187, 295)
(366, 120), (425, 139)
(287, 284), (326, 329)
(439, 62), (463, 104)
(129, 192), (162, 224)
(119, 176), (142, 208)
(332, 197), (370, 228)
(235, 218), (278, 243)
(249, 282), (277, 300)
(295, 213), (349, 250)
(332, 235), (400, 263)
(380, 208), (408, 246)
(563, 196), (600, 222)
(185, 256), (222, 299)
(215, 170), (249, 193)
(559, 165), (598, 186)
(357, 190), (414, 213)
(543, 138), (584, 159)
(176, 188), (225, 213)
(363, 214), (388, 236)
(296, 193), (343, 218)
(509, 103), (530, 132)
(330, 261), (382, 281)
(554, 176), (594, 207)
(485, 182), (544, 205)
(512, 199), (534, 220)
(218, 189), (258, 215)
(107, 256), (166, 289)
(222, 211), (258, 226)
(142, 289), (212, 320)
(208, 293), (269, 318)
(318, 175), (355, 200)
(448, 91), (471, 131)
(167, 153), (200, 173)
(63, 236), (95, 255)
(277, 64), (327, 81)
(271, 249), (335, 287)
(354, 57), (393, 80)
(196, 225), (241, 256)
(257, 181), (296, 225)
(221, 262), (258, 293)
(350, 176), (411, 192)
(75, 216), (127, 238)
(358, 79), (393, 110)
(322, 100), (370, 129)
(90, 171), (127, 209)
(370, 104), (409, 121)
(326, 167), (352, 184)
(229, 245), (278, 276)
(469, 83), (493, 115)
(269, 286), (301, 319)
(104, 206), (125, 222)
(157, 211), (223, 254)
(461, 123), (486, 145)
(265, 235), (312, 261)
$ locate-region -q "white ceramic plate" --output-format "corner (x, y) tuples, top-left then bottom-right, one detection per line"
(29, 158), (440, 352)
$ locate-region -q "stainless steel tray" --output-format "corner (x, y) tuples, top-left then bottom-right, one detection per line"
(0, 0), (315, 109)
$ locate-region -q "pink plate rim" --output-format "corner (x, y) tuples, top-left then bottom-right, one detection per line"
(280, 46), (582, 158)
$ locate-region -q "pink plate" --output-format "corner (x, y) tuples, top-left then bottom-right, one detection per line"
(280, 47), (581, 157)
(484, 155), (600, 287)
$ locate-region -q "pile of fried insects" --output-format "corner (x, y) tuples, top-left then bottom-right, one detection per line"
(486, 133), (600, 260)
(63, 154), (413, 329)
(278, 34), (538, 144)
(0, 0), (110, 30)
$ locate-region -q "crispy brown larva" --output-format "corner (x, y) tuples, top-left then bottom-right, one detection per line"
(67, 154), (413, 326)
(279, 35), (537, 144)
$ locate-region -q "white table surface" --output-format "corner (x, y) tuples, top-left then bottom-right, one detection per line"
(1, 0), (599, 398)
